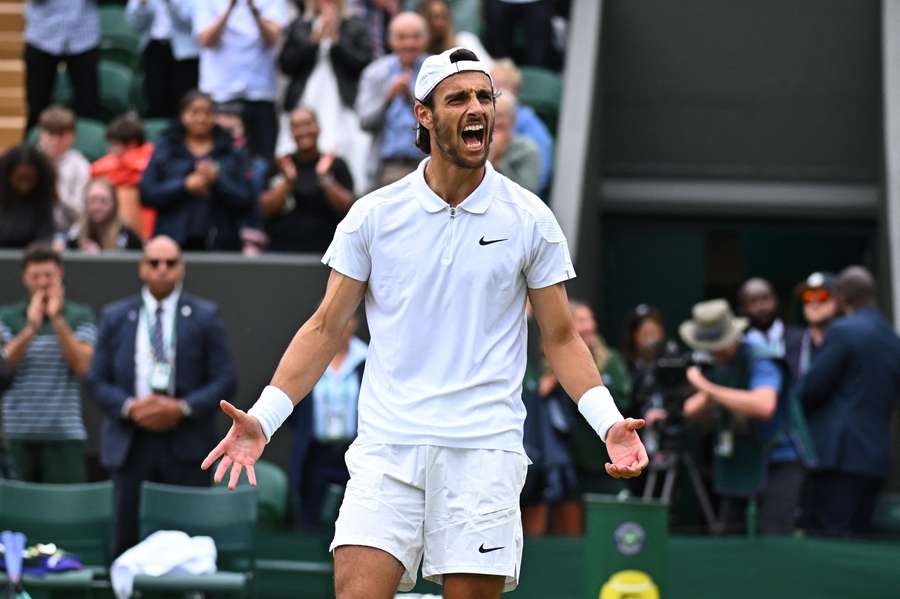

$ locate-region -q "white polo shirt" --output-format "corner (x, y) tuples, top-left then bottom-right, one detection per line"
(322, 158), (575, 453)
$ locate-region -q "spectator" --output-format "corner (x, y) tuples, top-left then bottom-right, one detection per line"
(139, 91), (254, 251)
(278, 0), (373, 192)
(680, 299), (791, 534)
(37, 106), (91, 234)
(489, 93), (542, 194)
(126, 0), (200, 119)
(0, 145), (57, 249)
(739, 277), (793, 357)
(347, 0), (399, 59)
(785, 272), (839, 388)
(799, 266), (900, 536)
(91, 114), (157, 240)
(622, 304), (667, 418)
(417, 0), (491, 67)
(484, 0), (555, 69)
(0, 245), (96, 483)
(356, 11), (427, 188)
(195, 0), (288, 160)
(66, 178), (144, 252)
(291, 313), (367, 530)
(214, 102), (269, 255)
(261, 107), (355, 253)
(490, 58), (554, 193)
(87, 236), (237, 555)
(23, 0), (100, 131)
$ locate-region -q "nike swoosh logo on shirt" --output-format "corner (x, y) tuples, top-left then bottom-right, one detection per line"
(478, 544), (505, 553)
(479, 236), (507, 246)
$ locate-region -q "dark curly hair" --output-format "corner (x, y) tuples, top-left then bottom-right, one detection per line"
(0, 144), (57, 208)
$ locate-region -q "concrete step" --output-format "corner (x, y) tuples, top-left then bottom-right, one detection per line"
(0, 59), (22, 87)
(0, 32), (22, 59)
(0, 115), (24, 150)
(0, 4), (23, 34)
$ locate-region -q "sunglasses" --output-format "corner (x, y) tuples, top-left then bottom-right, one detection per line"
(146, 258), (179, 269)
(802, 289), (831, 304)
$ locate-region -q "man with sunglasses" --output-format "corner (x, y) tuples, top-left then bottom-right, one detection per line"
(785, 273), (839, 386)
(88, 235), (236, 556)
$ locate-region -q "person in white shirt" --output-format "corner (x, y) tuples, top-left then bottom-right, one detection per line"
(36, 106), (90, 237)
(195, 0), (288, 159)
(203, 47), (648, 599)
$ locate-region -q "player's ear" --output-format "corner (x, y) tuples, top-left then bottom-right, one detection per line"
(414, 101), (432, 130)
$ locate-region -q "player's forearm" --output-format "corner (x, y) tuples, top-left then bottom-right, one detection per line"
(543, 333), (604, 404)
(706, 384), (776, 420)
(269, 313), (344, 404)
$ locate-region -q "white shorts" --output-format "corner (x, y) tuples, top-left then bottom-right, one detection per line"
(329, 443), (528, 593)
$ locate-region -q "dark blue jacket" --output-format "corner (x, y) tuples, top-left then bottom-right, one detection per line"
(799, 307), (900, 479)
(139, 125), (252, 250)
(87, 292), (237, 469)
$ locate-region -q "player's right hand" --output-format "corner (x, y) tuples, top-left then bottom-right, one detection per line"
(201, 400), (266, 490)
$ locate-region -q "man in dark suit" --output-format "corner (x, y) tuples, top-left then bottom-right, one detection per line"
(799, 266), (900, 536)
(88, 236), (237, 555)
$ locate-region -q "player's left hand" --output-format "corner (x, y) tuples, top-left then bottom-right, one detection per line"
(605, 418), (649, 479)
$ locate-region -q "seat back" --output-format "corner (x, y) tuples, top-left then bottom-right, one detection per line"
(99, 60), (135, 120)
(139, 482), (258, 572)
(519, 66), (562, 134)
(0, 480), (114, 566)
(212, 460), (288, 530)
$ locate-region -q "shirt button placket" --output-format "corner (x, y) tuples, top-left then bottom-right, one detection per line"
(442, 207), (457, 265)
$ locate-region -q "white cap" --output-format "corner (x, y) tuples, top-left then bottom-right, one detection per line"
(414, 47), (493, 103)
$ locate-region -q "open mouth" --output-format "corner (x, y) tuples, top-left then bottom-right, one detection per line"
(461, 123), (485, 150)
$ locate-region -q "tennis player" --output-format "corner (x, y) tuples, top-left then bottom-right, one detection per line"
(202, 47), (648, 599)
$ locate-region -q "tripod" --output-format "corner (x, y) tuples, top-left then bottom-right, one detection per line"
(642, 447), (724, 534)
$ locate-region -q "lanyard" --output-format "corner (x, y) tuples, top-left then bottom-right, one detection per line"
(142, 300), (177, 364)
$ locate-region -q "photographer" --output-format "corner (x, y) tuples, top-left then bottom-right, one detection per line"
(679, 299), (803, 534)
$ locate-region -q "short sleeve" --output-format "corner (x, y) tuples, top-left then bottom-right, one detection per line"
(262, 0), (289, 26)
(524, 210), (576, 289)
(75, 322), (98, 346)
(750, 357), (783, 394)
(0, 320), (12, 345)
(321, 203), (371, 282)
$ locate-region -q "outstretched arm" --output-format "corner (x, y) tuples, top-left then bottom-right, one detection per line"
(201, 270), (366, 488)
(528, 283), (648, 479)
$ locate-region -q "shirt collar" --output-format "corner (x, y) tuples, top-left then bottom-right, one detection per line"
(413, 158), (498, 215)
(141, 285), (182, 314)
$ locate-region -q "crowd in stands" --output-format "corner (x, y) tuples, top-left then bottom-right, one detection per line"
(4, 0), (567, 255)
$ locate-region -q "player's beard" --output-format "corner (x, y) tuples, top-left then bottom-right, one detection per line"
(431, 110), (492, 170)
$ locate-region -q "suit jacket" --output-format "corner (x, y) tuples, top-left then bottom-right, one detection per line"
(799, 307), (900, 479)
(87, 291), (237, 469)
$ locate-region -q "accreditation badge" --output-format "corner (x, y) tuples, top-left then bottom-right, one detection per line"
(150, 362), (173, 394)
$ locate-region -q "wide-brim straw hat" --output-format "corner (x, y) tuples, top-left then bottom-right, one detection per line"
(679, 299), (749, 352)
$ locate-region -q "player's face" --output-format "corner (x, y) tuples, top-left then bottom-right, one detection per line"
(427, 72), (494, 169)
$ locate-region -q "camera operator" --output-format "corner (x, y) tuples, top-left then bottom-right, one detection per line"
(622, 304), (667, 426)
(679, 299), (795, 534)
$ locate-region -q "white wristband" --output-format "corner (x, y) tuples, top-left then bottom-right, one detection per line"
(247, 385), (295, 443)
(577, 386), (624, 443)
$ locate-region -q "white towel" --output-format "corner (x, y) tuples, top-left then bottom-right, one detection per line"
(110, 530), (217, 599)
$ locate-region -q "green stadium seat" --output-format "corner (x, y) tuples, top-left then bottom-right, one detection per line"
(212, 459), (289, 529)
(129, 71), (145, 116)
(28, 118), (110, 162)
(51, 69), (73, 107)
(99, 5), (139, 69)
(143, 117), (172, 143)
(0, 479), (115, 568)
(99, 60), (135, 121)
(519, 66), (562, 134)
(136, 482), (257, 596)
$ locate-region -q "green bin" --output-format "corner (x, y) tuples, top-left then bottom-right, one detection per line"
(583, 494), (668, 599)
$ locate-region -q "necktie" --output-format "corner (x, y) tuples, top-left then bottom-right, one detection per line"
(151, 305), (166, 362)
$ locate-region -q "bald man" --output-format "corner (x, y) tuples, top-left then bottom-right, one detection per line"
(739, 277), (794, 356)
(356, 12), (429, 188)
(88, 236), (236, 555)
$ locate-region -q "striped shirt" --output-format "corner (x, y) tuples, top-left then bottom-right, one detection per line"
(0, 301), (96, 441)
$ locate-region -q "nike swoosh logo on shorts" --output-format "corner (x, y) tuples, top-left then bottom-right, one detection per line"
(479, 236), (507, 246)
(478, 544), (504, 553)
